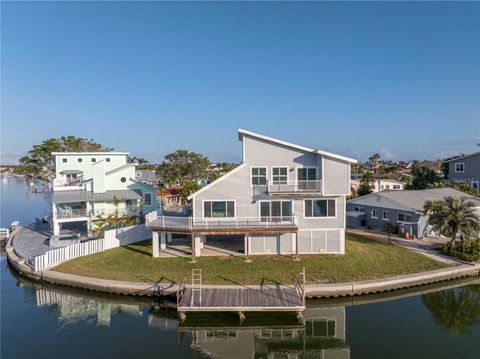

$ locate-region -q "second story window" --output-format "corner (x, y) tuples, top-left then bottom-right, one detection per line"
(62, 158), (67, 163)
(91, 158), (96, 163)
(455, 163), (464, 172)
(397, 213), (412, 222)
(203, 200), (235, 218)
(106, 158), (111, 162)
(371, 209), (378, 218)
(304, 199), (335, 218)
(251, 167), (267, 186)
(272, 167), (288, 185)
(77, 158), (83, 163)
(144, 193), (152, 206)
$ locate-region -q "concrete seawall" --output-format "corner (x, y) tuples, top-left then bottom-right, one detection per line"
(6, 235), (480, 299)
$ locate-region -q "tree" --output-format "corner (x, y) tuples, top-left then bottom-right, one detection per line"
(357, 171), (375, 196)
(179, 180), (200, 205)
(422, 287), (480, 336)
(368, 153), (381, 173)
(156, 150), (210, 186)
(407, 163), (441, 189)
(424, 196), (480, 252)
(19, 136), (112, 181)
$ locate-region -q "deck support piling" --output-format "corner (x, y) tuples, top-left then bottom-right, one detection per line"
(238, 311), (245, 324)
(191, 233), (196, 263)
(294, 232), (300, 261)
(244, 234), (251, 263)
(296, 310), (305, 325)
(179, 311), (186, 322)
(152, 231), (160, 258)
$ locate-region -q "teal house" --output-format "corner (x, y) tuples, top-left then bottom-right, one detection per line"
(51, 152), (159, 236)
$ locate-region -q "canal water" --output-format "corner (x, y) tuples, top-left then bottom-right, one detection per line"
(1, 177), (479, 358)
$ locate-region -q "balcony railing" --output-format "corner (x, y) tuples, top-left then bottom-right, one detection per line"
(267, 180), (322, 194)
(146, 213), (298, 231)
(56, 207), (140, 219)
(53, 178), (85, 191)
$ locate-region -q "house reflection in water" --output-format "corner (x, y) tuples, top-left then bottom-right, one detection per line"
(148, 307), (350, 359)
(35, 288), (143, 328)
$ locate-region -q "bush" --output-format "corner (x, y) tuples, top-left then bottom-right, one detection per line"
(383, 223), (400, 235)
(442, 239), (480, 262)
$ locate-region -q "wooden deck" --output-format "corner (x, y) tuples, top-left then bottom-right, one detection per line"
(177, 286), (305, 313)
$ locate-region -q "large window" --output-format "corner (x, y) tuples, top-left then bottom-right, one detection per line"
(297, 167), (316, 181)
(260, 200), (292, 222)
(455, 163), (465, 172)
(304, 199), (335, 218)
(382, 211), (390, 221)
(272, 167), (288, 185)
(204, 201), (235, 218)
(371, 209), (378, 218)
(397, 213), (412, 222)
(144, 193), (152, 206)
(251, 167), (267, 186)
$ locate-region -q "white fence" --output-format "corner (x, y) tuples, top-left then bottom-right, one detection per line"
(32, 224), (151, 272)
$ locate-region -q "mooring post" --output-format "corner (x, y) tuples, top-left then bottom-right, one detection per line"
(238, 311), (245, 324)
(179, 311), (186, 322)
(296, 311), (305, 325)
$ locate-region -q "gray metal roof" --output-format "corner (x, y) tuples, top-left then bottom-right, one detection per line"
(348, 188), (480, 213)
(135, 170), (157, 182)
(444, 151), (480, 162)
(53, 189), (142, 204)
(60, 170), (83, 175)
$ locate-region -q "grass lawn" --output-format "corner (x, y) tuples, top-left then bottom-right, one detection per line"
(53, 232), (448, 285)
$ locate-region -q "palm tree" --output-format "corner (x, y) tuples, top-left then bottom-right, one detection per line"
(424, 196), (480, 252)
(358, 171), (375, 196)
(422, 287), (480, 336)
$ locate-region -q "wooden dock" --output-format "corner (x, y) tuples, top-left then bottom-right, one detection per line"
(177, 270), (306, 322)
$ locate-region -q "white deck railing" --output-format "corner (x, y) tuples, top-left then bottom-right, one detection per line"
(146, 214), (298, 230)
(56, 207), (141, 219)
(32, 224), (151, 272)
(268, 180), (322, 193)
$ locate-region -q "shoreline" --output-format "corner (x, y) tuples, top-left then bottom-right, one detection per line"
(6, 235), (480, 299)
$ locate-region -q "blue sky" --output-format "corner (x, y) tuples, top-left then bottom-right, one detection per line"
(1, 1), (479, 164)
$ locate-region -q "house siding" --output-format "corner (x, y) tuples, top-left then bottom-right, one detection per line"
(192, 134), (351, 254)
(448, 153), (480, 193)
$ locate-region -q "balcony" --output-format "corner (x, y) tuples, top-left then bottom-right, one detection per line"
(56, 207), (141, 220)
(267, 180), (322, 194)
(146, 212), (298, 234)
(53, 178), (86, 191)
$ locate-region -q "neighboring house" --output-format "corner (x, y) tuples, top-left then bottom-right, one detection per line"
(445, 151), (480, 194)
(135, 170), (159, 187)
(147, 129), (357, 256)
(346, 188), (480, 238)
(351, 178), (406, 193)
(51, 152), (159, 236)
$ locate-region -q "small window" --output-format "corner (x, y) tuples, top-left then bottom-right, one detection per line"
(383, 211), (389, 220)
(62, 158), (67, 163)
(144, 193), (152, 206)
(304, 199), (335, 218)
(353, 206), (361, 212)
(77, 158), (83, 163)
(106, 158), (110, 162)
(371, 209), (378, 218)
(385, 185), (390, 189)
(272, 167), (288, 185)
(397, 213), (412, 222)
(203, 200), (235, 218)
(91, 158), (96, 162)
(455, 163), (464, 172)
(393, 185), (400, 189)
(120, 177), (127, 183)
(251, 167), (267, 186)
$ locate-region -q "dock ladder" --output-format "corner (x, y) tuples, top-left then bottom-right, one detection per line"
(191, 268), (202, 307)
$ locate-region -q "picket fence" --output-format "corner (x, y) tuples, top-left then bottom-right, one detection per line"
(32, 224), (151, 272)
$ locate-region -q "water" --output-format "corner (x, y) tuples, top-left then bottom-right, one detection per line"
(1, 177), (480, 358)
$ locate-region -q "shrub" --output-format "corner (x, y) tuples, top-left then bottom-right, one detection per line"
(442, 238), (480, 262)
(383, 223), (400, 235)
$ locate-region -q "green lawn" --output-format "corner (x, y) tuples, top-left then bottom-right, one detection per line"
(53, 232), (448, 285)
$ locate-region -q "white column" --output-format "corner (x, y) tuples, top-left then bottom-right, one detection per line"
(166, 232), (172, 243)
(160, 232), (167, 250)
(199, 235), (205, 249)
(194, 235), (202, 257)
(152, 232), (160, 258)
(292, 232), (297, 253)
(339, 229), (345, 255)
(53, 221), (60, 236)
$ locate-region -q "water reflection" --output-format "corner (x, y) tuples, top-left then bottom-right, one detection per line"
(36, 288), (143, 328)
(422, 284), (480, 336)
(10, 268), (480, 359)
